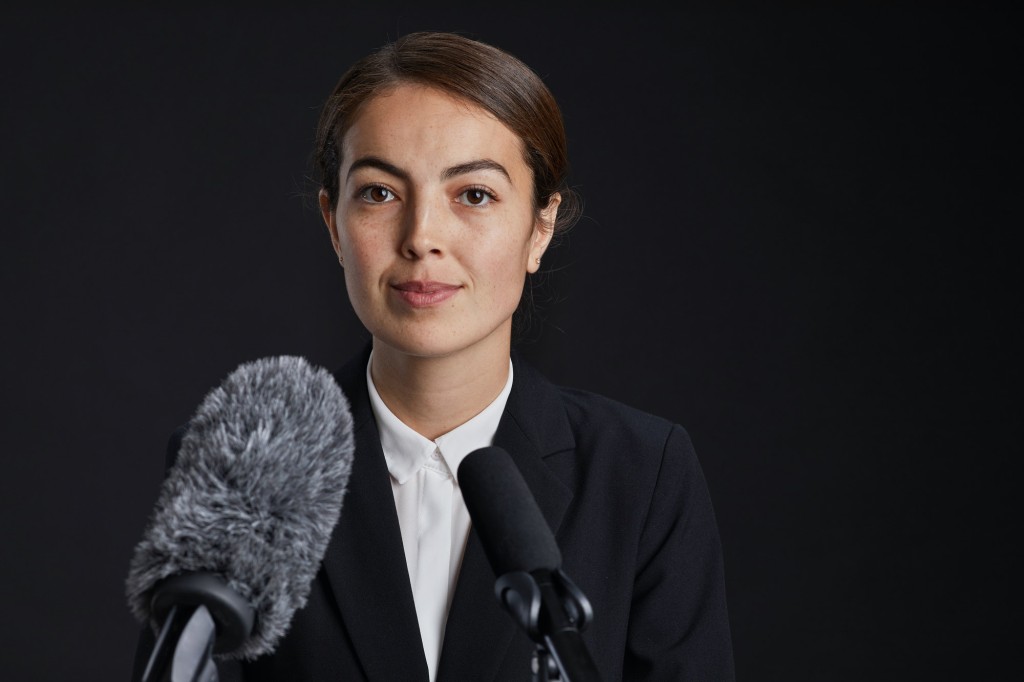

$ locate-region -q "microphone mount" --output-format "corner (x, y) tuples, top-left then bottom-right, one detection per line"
(495, 568), (601, 682)
(141, 572), (255, 682)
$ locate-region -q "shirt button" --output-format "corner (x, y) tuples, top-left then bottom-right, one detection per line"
(431, 450), (441, 460)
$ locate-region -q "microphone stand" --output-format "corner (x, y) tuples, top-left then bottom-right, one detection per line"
(494, 569), (602, 682)
(140, 573), (254, 682)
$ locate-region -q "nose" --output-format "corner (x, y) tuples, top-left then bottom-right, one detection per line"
(400, 195), (445, 260)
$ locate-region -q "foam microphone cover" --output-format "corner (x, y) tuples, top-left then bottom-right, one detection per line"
(458, 446), (561, 576)
(125, 355), (355, 660)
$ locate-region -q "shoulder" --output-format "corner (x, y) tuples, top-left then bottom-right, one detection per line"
(556, 384), (679, 433)
(555, 383), (694, 461)
(508, 352), (695, 464)
(535, 381), (703, 516)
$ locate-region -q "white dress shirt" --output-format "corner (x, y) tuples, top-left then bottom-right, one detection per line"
(366, 354), (513, 682)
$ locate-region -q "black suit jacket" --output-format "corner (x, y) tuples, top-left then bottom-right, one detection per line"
(134, 347), (735, 681)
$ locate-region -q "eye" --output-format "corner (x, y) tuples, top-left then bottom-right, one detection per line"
(358, 185), (397, 204)
(456, 187), (496, 207)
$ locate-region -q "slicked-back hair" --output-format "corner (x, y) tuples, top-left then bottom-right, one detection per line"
(313, 31), (580, 236)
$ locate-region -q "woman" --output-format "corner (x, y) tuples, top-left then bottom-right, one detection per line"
(137, 30), (734, 681)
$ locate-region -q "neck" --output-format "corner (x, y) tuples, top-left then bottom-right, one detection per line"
(370, 338), (512, 441)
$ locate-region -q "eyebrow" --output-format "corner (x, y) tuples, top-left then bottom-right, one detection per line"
(346, 156), (512, 184)
(441, 159), (512, 183)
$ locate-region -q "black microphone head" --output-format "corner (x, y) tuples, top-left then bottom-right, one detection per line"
(457, 446), (561, 576)
(125, 355), (354, 660)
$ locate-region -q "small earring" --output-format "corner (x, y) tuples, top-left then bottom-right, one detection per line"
(535, 257), (542, 265)
(338, 254), (344, 266)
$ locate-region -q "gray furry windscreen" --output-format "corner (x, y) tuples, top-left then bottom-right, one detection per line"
(125, 355), (355, 660)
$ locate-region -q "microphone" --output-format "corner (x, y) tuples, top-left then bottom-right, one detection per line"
(125, 355), (355, 681)
(458, 446), (602, 682)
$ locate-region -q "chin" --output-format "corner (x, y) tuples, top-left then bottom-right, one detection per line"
(370, 328), (464, 359)
(369, 322), (511, 362)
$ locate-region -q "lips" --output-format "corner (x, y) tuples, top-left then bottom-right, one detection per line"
(391, 280), (461, 307)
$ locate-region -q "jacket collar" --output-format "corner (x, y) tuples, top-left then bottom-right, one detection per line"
(322, 344), (576, 681)
(320, 344), (426, 680)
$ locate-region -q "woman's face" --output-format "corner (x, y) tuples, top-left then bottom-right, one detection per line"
(321, 84), (557, 362)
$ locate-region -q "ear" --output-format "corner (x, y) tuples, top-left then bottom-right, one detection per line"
(527, 192), (561, 274)
(319, 189), (343, 258)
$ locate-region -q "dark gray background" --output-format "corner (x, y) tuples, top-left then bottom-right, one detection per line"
(1, 7), (1017, 680)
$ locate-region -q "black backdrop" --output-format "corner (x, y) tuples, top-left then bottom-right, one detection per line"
(1, 7), (1017, 681)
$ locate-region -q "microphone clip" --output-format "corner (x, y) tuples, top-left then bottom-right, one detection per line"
(494, 569), (593, 641)
(141, 572), (255, 682)
(494, 569), (598, 681)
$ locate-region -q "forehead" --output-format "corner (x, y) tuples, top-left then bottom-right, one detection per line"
(340, 84), (529, 180)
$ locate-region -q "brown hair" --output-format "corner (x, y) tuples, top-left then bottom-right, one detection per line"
(313, 30), (580, 237)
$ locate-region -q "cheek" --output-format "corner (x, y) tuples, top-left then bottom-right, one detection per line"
(338, 227), (390, 303)
(479, 236), (531, 297)
(340, 217), (391, 266)
(350, 238), (384, 267)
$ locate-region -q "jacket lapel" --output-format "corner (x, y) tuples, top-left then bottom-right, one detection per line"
(436, 353), (576, 681)
(321, 350), (429, 681)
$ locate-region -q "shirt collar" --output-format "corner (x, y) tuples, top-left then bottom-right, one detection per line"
(366, 352), (514, 485)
